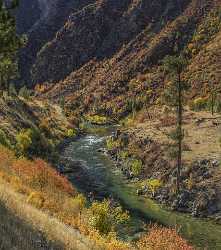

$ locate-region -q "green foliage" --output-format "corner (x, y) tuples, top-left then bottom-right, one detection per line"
(141, 179), (162, 196)
(0, 129), (12, 149)
(16, 129), (32, 155)
(106, 137), (121, 151)
(0, 0), (26, 92)
(87, 200), (129, 235)
(85, 115), (108, 125)
(65, 128), (77, 138)
(18, 86), (32, 99)
(119, 150), (129, 160)
(163, 55), (187, 77)
(16, 128), (51, 158)
(130, 159), (142, 177)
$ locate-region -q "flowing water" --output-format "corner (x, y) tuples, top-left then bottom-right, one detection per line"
(61, 127), (221, 249)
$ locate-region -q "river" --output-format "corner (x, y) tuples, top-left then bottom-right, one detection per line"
(60, 126), (221, 249)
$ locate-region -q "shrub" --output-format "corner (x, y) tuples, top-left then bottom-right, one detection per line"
(106, 137), (121, 151)
(63, 194), (87, 217)
(65, 128), (77, 138)
(12, 158), (75, 194)
(119, 151), (129, 160)
(16, 129), (32, 155)
(0, 146), (15, 171)
(85, 115), (108, 125)
(130, 159), (142, 177)
(141, 179), (162, 196)
(16, 128), (51, 157)
(190, 97), (208, 111)
(137, 225), (194, 250)
(87, 200), (129, 235)
(0, 129), (12, 149)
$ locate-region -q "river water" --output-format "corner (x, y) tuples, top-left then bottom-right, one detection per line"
(60, 128), (221, 249)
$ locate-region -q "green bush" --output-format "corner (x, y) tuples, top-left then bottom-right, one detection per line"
(87, 200), (129, 235)
(85, 115), (108, 125)
(16, 129), (32, 155)
(130, 159), (143, 177)
(119, 151), (129, 160)
(16, 128), (50, 157)
(65, 128), (77, 138)
(106, 137), (121, 151)
(141, 179), (162, 196)
(0, 129), (12, 149)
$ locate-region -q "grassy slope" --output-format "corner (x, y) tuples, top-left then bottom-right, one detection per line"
(0, 181), (93, 250)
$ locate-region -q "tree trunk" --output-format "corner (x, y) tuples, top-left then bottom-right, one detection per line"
(177, 72), (182, 193)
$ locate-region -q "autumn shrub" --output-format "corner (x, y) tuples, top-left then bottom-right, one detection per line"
(39, 118), (52, 137)
(11, 158), (75, 195)
(140, 179), (162, 196)
(27, 191), (45, 208)
(0, 145), (15, 172)
(137, 225), (194, 250)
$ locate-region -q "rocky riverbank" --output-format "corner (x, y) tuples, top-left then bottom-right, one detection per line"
(105, 124), (221, 222)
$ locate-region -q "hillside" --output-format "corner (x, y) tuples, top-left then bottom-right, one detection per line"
(17, 0), (95, 85)
(26, 0), (220, 120)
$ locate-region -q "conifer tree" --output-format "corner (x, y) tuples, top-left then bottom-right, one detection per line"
(163, 55), (187, 193)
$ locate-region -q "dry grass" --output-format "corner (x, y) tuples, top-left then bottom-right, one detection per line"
(0, 181), (95, 250)
(129, 108), (221, 163)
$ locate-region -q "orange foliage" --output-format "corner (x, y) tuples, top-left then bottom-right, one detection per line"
(12, 158), (75, 194)
(138, 225), (194, 250)
(0, 146), (15, 170)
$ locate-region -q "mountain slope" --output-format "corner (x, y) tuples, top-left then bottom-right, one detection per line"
(17, 0), (95, 85)
(29, 0), (220, 120)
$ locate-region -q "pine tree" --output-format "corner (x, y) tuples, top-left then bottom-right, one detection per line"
(163, 55), (188, 193)
(0, 0), (25, 94)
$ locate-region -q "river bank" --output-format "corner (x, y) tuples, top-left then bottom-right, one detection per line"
(104, 109), (221, 221)
(59, 127), (221, 249)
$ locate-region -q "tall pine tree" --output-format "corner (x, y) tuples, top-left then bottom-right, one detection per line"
(163, 55), (188, 193)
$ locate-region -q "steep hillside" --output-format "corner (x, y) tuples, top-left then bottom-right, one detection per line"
(29, 0), (220, 120)
(17, 0), (95, 85)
